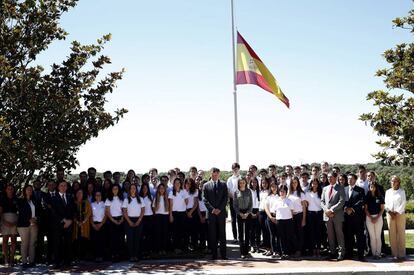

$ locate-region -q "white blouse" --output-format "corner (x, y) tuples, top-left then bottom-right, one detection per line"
(91, 201), (106, 222)
(259, 190), (269, 211)
(305, 191), (322, 212)
(265, 194), (279, 213)
(186, 190), (199, 209)
(142, 196), (154, 216)
(385, 188), (406, 215)
(153, 196), (169, 215)
(28, 200), (36, 218)
(275, 197), (294, 220)
(122, 197), (144, 217)
(288, 192), (305, 214)
(168, 190), (189, 212)
(105, 196), (123, 217)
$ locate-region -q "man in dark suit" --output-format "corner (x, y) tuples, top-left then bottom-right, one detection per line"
(321, 172), (346, 261)
(344, 174), (366, 260)
(50, 181), (75, 268)
(203, 167), (228, 260)
(43, 180), (57, 264)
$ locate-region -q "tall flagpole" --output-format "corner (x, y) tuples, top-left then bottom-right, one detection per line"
(231, 0), (239, 164)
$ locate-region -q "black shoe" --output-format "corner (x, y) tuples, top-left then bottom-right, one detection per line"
(337, 255), (344, 261)
(233, 239), (238, 244)
(22, 263), (30, 268)
(211, 255), (217, 260)
(221, 256), (228, 260)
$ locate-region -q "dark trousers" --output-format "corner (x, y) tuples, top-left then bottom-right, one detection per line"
(172, 211), (187, 250)
(91, 222), (105, 259)
(125, 217), (143, 259)
(229, 198), (238, 240)
(198, 212), (208, 249)
(35, 219), (46, 263)
(142, 215), (154, 253)
(277, 219), (296, 255)
(259, 211), (270, 248)
(154, 214), (169, 252)
(45, 221), (54, 263)
(344, 214), (365, 258)
(237, 211), (251, 256)
(208, 211), (226, 258)
(266, 216), (279, 253)
(307, 211), (323, 249)
(52, 224), (72, 265)
(186, 209), (199, 248)
(109, 216), (124, 259)
(73, 234), (89, 261)
(293, 212), (304, 252)
(250, 209), (261, 249)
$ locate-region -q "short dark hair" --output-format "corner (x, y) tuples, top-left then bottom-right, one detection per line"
(87, 167), (96, 172)
(300, 172), (310, 178)
(268, 164), (276, 169)
(249, 165), (258, 171)
(232, 163), (240, 170)
(358, 165), (366, 171)
(211, 167), (220, 173)
(348, 173), (358, 180)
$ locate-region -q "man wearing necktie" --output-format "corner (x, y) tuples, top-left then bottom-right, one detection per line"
(344, 174), (366, 261)
(50, 181), (75, 268)
(321, 172), (346, 261)
(203, 168), (228, 260)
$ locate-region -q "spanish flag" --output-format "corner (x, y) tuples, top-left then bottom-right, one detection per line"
(236, 32), (289, 108)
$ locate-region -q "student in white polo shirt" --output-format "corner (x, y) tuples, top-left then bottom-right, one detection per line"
(104, 184), (124, 261)
(90, 190), (107, 262)
(288, 176), (306, 258)
(259, 177), (270, 253)
(305, 178), (323, 257)
(184, 178), (199, 250)
(264, 180), (279, 258)
(153, 183), (170, 255)
(275, 185), (296, 260)
(226, 163), (241, 243)
(169, 178), (189, 253)
(139, 183), (154, 256)
(122, 184), (144, 262)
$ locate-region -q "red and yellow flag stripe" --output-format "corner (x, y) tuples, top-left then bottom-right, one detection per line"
(236, 32), (289, 108)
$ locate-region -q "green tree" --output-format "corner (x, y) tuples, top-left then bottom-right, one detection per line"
(360, 7), (414, 166)
(0, 0), (127, 185)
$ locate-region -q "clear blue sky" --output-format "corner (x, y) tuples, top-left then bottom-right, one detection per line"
(36, 0), (413, 173)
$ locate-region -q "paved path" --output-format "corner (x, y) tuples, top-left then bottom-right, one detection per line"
(0, 222), (413, 274)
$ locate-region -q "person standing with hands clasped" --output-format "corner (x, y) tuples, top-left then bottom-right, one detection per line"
(203, 168), (228, 260)
(385, 175), (406, 261)
(233, 178), (253, 259)
(321, 172), (346, 261)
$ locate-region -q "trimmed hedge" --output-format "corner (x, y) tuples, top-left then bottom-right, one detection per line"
(406, 201), (414, 214)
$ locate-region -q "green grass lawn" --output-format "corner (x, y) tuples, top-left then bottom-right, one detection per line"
(385, 233), (413, 254)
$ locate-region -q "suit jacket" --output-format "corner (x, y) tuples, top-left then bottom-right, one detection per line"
(321, 183), (345, 222)
(344, 185), (365, 218)
(203, 180), (228, 216)
(50, 192), (75, 228)
(17, 199), (36, 227)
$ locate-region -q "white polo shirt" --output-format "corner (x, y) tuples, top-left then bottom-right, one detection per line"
(153, 196), (169, 215)
(168, 190), (189, 212)
(122, 197), (144, 217)
(186, 189), (199, 209)
(91, 201), (106, 222)
(275, 197), (294, 220)
(259, 190), (269, 211)
(142, 196), (154, 216)
(305, 191), (322, 211)
(251, 189), (259, 209)
(288, 192), (305, 214)
(266, 194), (279, 213)
(105, 196), (123, 217)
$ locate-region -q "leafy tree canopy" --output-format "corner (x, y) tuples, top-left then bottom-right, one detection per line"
(360, 6), (414, 166)
(0, 0), (127, 185)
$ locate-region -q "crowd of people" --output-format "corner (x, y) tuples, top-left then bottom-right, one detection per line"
(0, 162), (407, 269)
